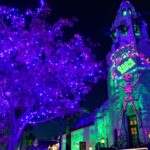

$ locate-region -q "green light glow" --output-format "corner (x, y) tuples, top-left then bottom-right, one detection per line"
(112, 31), (117, 38)
(108, 67), (116, 98)
(117, 58), (136, 74)
(71, 129), (84, 150)
(135, 32), (140, 36)
(122, 54), (127, 59)
(134, 24), (140, 36)
(95, 109), (110, 147)
(122, 9), (127, 16)
(62, 125), (98, 149)
(62, 134), (66, 150)
(89, 126), (96, 149)
(116, 80), (126, 107)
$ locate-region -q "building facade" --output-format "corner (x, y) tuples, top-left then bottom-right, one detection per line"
(61, 1), (150, 149)
(107, 0), (150, 147)
(61, 101), (109, 150)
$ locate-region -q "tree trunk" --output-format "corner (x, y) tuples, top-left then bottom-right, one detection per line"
(66, 117), (72, 150)
(8, 136), (16, 150)
(8, 96), (16, 150)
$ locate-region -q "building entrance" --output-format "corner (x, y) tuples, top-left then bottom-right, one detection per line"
(127, 115), (139, 147)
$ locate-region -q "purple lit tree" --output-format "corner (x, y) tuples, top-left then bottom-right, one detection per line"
(0, 1), (103, 149)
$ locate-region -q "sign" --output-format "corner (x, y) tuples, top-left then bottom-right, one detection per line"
(117, 58), (136, 74)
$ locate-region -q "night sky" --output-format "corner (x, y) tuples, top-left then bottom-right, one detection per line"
(1, 0), (150, 112)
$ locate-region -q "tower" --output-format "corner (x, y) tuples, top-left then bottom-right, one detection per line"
(107, 1), (150, 147)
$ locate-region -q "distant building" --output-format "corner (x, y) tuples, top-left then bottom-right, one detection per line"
(61, 0), (150, 149)
(61, 101), (109, 150)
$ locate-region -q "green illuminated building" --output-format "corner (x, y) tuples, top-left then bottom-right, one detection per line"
(107, 0), (150, 147)
(61, 101), (110, 150)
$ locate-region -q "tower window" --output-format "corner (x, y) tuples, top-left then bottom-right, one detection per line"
(120, 25), (128, 36)
(112, 30), (117, 39)
(128, 8), (132, 15)
(134, 24), (140, 36)
(122, 9), (127, 16)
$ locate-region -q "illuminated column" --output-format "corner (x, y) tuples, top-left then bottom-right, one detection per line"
(66, 117), (72, 150)
(94, 101), (110, 147)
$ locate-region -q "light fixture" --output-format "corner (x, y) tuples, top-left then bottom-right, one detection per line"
(101, 138), (105, 144)
(48, 143), (60, 150)
(148, 132), (150, 139)
(48, 145), (51, 150)
(89, 145), (93, 150)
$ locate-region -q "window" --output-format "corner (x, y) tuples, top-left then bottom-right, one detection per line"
(128, 8), (132, 15)
(120, 25), (128, 36)
(128, 115), (139, 146)
(79, 142), (86, 150)
(122, 9), (127, 16)
(131, 127), (137, 135)
(130, 120), (137, 125)
(134, 24), (140, 36)
(112, 30), (117, 39)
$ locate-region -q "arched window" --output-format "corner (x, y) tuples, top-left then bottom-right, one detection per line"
(112, 30), (117, 39)
(120, 25), (128, 36)
(122, 9), (127, 16)
(134, 24), (140, 36)
(128, 8), (132, 15)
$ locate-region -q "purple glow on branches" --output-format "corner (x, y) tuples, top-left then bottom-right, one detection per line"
(0, 0), (104, 148)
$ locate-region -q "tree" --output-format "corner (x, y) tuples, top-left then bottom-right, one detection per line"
(0, 1), (104, 149)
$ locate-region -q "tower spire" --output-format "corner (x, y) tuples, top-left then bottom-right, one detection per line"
(110, 0), (148, 51)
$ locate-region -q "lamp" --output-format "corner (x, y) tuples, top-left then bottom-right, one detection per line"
(48, 145), (51, 150)
(148, 132), (150, 139)
(101, 138), (105, 144)
(101, 138), (105, 147)
(89, 145), (93, 150)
